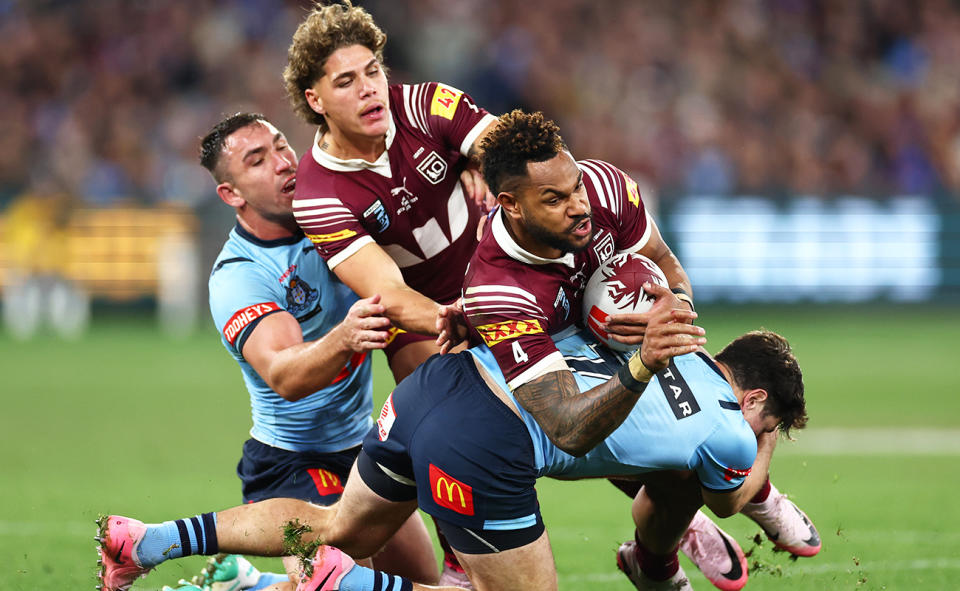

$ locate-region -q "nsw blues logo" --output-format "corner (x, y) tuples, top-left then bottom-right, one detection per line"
(363, 199), (391, 232)
(285, 275), (319, 316)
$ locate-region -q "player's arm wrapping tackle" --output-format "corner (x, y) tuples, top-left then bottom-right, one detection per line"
(514, 283), (703, 457)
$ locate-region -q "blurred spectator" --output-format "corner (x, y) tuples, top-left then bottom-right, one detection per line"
(1, 0), (959, 209)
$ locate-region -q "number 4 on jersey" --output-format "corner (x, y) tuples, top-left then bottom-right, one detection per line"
(512, 340), (529, 363)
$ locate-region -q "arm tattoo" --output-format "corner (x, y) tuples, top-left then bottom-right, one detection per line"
(514, 370), (645, 457)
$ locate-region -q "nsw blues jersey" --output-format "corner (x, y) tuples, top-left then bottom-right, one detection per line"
(469, 329), (757, 491)
(209, 224), (373, 453)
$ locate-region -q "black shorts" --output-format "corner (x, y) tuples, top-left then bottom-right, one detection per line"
(358, 352), (544, 554)
(237, 438), (360, 505)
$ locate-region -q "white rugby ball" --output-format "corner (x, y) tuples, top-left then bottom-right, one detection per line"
(583, 253), (668, 351)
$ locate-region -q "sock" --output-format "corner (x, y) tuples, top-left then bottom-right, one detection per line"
(750, 478), (772, 504)
(249, 572), (291, 591)
(135, 512), (219, 567)
(339, 564), (413, 591)
(633, 533), (679, 582)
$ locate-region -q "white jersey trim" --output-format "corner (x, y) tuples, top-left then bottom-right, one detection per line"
(309, 118), (396, 178)
(459, 113), (498, 156)
(618, 211), (654, 254)
(507, 351), (570, 390)
(491, 209), (576, 268)
(326, 235), (375, 269)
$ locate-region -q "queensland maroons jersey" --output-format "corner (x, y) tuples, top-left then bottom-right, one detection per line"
(209, 224), (373, 453)
(293, 82), (497, 305)
(469, 329), (757, 492)
(462, 159), (654, 389)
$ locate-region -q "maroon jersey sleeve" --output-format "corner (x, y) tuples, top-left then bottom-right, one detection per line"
(462, 236), (568, 389)
(395, 82), (496, 156)
(292, 154), (374, 269)
(578, 159), (652, 253)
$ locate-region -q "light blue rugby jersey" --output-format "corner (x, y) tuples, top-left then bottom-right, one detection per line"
(469, 328), (757, 492)
(209, 224), (373, 453)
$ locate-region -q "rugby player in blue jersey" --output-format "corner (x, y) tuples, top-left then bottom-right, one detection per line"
(96, 113), (439, 591)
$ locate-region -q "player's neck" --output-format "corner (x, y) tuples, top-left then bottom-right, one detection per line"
(236, 212), (299, 242)
(319, 128), (386, 163)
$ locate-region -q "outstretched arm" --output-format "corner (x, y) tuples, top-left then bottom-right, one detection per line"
(513, 283), (705, 456)
(332, 243), (442, 336)
(243, 294), (391, 401)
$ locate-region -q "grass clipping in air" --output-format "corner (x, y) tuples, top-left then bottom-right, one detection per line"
(283, 519), (324, 579)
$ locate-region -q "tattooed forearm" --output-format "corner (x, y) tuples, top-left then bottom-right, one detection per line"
(514, 369), (644, 457)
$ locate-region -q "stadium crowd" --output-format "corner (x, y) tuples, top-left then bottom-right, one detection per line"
(2, 0), (959, 211)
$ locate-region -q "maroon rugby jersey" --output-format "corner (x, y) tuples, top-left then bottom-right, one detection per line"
(462, 159), (653, 389)
(293, 82), (496, 304)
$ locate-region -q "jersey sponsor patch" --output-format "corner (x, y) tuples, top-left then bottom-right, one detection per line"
(377, 392), (397, 441)
(623, 172), (641, 207)
(362, 199), (391, 232)
(658, 359), (702, 419)
(305, 229), (357, 244)
(429, 463), (474, 515)
(307, 468), (345, 496)
(223, 302), (281, 346)
(430, 84), (462, 120)
(475, 319), (544, 346)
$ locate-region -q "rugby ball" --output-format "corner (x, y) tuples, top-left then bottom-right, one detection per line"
(583, 253), (668, 351)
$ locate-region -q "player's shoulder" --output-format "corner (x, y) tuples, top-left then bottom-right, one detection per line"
(577, 158), (643, 212)
(390, 81), (463, 133)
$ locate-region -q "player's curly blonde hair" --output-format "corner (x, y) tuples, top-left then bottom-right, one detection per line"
(480, 109), (567, 195)
(283, 1), (387, 132)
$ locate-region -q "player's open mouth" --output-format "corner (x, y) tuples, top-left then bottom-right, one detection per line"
(570, 217), (592, 237)
(360, 104), (385, 120)
(281, 177), (296, 194)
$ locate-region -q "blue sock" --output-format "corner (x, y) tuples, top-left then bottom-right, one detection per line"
(135, 512), (219, 567)
(338, 564), (412, 591)
(249, 572), (291, 591)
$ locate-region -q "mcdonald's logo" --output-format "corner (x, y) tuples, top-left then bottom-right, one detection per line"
(428, 464), (474, 516)
(307, 468), (344, 497)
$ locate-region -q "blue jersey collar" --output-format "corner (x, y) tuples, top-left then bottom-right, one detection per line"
(234, 223), (304, 248)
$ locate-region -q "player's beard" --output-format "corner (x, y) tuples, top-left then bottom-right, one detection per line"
(523, 213), (593, 255)
(259, 208), (300, 233)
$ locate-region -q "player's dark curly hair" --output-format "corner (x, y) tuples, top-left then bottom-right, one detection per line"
(480, 109), (567, 195)
(283, 1), (387, 131)
(715, 330), (807, 437)
(199, 112), (267, 182)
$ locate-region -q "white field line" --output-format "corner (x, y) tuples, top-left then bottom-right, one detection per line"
(773, 427), (960, 455)
(561, 557), (960, 583)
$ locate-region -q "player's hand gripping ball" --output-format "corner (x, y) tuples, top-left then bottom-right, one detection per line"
(583, 253), (668, 351)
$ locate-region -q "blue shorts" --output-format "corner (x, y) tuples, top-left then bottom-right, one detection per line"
(237, 438), (359, 505)
(358, 353), (544, 554)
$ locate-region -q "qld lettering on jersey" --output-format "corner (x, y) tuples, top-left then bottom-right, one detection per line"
(659, 359), (702, 419)
(223, 302), (280, 346)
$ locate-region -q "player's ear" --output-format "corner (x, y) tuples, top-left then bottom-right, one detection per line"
(217, 183), (245, 208)
(305, 88), (324, 115)
(744, 389), (768, 411)
(497, 191), (521, 218)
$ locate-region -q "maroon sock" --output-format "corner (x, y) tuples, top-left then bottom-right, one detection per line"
(633, 535), (679, 581)
(750, 478), (772, 504)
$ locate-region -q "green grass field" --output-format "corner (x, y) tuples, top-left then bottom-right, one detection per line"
(2, 304), (958, 590)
